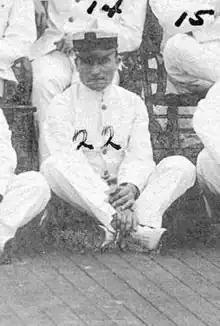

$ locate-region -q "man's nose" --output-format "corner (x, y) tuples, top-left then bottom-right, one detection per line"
(90, 63), (100, 75)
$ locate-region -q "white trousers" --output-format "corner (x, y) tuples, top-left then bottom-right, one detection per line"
(32, 51), (120, 163)
(41, 155), (196, 229)
(32, 51), (74, 164)
(0, 171), (51, 249)
(163, 33), (220, 94)
(197, 149), (220, 223)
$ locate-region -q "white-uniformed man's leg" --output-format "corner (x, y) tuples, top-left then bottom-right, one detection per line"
(0, 171), (51, 251)
(132, 155), (196, 249)
(197, 149), (220, 223)
(163, 33), (220, 94)
(32, 51), (74, 123)
(41, 155), (196, 250)
(41, 156), (117, 242)
(32, 51), (74, 163)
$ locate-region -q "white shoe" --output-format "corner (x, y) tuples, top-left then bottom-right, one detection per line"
(131, 225), (167, 250)
(99, 225), (116, 249)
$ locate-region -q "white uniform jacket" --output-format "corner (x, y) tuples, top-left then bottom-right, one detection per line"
(193, 82), (220, 164)
(150, 0), (220, 43)
(31, 0), (147, 59)
(0, 0), (36, 82)
(43, 82), (156, 193)
(0, 109), (17, 196)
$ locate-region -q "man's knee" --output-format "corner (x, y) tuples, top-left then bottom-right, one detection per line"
(25, 171), (50, 191)
(40, 156), (56, 178)
(17, 171), (51, 201)
(197, 149), (209, 174)
(32, 52), (73, 90)
(197, 149), (214, 187)
(160, 155), (195, 175)
(163, 33), (192, 72)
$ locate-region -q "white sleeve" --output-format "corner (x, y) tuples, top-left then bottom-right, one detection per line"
(118, 95), (156, 192)
(0, 0), (36, 69)
(0, 110), (17, 196)
(150, 0), (216, 35)
(116, 0), (148, 53)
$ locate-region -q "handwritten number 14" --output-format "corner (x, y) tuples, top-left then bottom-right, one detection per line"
(175, 9), (215, 27)
(87, 0), (123, 18)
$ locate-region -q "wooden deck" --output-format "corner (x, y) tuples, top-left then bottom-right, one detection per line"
(1, 243), (220, 326)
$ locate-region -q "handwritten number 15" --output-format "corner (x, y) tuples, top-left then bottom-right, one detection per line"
(175, 9), (215, 27)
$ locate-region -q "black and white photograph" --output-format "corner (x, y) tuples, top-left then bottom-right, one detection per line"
(0, 0), (220, 324)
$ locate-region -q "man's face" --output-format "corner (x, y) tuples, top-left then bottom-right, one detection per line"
(75, 48), (120, 91)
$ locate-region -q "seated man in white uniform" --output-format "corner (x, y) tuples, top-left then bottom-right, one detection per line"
(0, 0), (36, 95)
(0, 0), (50, 263)
(31, 0), (148, 162)
(193, 81), (220, 237)
(0, 109), (51, 263)
(40, 19), (196, 250)
(150, 0), (220, 95)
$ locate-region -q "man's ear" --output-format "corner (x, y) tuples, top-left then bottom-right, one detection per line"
(116, 54), (122, 69)
(75, 57), (79, 70)
(116, 55), (121, 68)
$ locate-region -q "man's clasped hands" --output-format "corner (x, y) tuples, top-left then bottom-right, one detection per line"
(106, 180), (140, 234)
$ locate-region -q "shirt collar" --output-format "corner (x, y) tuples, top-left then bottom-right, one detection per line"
(79, 81), (113, 100)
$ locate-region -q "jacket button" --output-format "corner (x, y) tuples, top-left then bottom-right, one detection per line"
(102, 148), (108, 155)
(101, 104), (107, 110)
(102, 170), (110, 179)
(68, 16), (74, 22)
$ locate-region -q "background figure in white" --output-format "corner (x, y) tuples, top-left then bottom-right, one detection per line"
(0, 0), (36, 96)
(31, 0), (148, 163)
(194, 81), (220, 226)
(0, 109), (51, 256)
(150, 0), (220, 94)
(41, 21), (196, 250)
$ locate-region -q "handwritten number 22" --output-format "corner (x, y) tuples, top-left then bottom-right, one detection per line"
(73, 127), (121, 151)
(102, 126), (121, 150)
(73, 129), (94, 150)
(175, 9), (215, 27)
(87, 0), (123, 18)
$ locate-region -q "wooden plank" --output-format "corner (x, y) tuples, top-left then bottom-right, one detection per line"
(26, 253), (109, 326)
(94, 252), (210, 326)
(123, 251), (220, 322)
(37, 251), (145, 326)
(69, 251), (192, 326)
(0, 265), (53, 325)
(150, 252), (220, 325)
(66, 250), (175, 326)
(193, 248), (220, 288)
(0, 302), (24, 326)
(141, 250), (220, 310)
(28, 251), (128, 326)
(0, 315), (24, 326)
(172, 248), (220, 285)
(0, 261), (80, 325)
(37, 302), (85, 326)
(196, 247), (220, 264)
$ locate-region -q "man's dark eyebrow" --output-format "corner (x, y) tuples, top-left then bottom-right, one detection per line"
(101, 54), (112, 59)
(77, 55), (110, 62)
